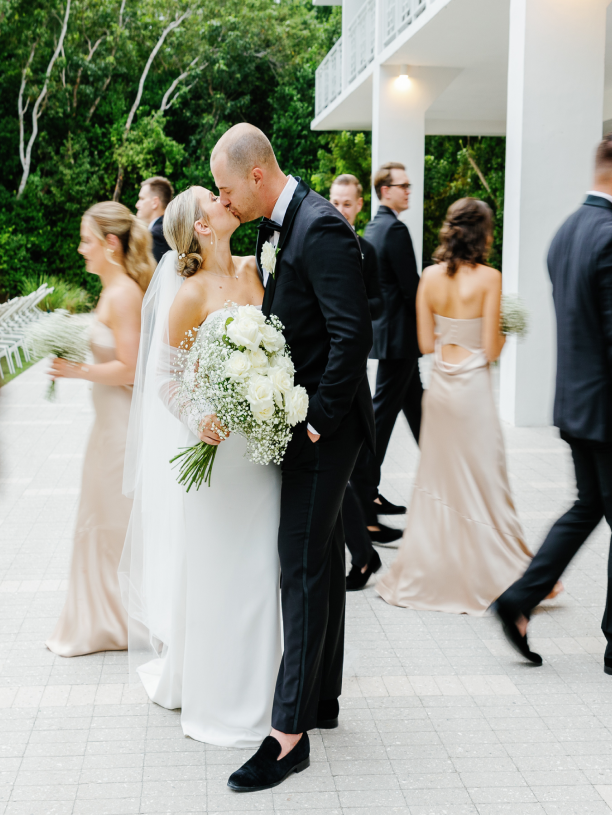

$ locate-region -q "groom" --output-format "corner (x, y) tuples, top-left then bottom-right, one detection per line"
(211, 124), (374, 791)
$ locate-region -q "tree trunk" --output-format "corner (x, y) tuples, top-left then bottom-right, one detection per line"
(17, 0), (71, 199)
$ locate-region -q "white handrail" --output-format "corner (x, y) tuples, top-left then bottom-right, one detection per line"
(315, 37), (343, 117)
(382, 0), (429, 48)
(347, 0), (376, 85)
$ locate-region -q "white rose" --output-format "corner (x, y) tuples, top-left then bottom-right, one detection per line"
(225, 350), (252, 381)
(270, 352), (295, 376)
(285, 384), (309, 426)
(268, 366), (293, 395)
(246, 374), (275, 422)
(248, 347), (269, 372)
(259, 323), (286, 353)
(237, 304), (266, 326)
(226, 316), (262, 351)
(260, 241), (277, 279)
(268, 366), (293, 409)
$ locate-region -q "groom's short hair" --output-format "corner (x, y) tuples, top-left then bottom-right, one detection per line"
(595, 134), (612, 176)
(212, 124), (276, 176)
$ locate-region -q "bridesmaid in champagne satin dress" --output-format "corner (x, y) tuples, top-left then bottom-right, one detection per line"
(46, 202), (155, 657)
(377, 198), (547, 616)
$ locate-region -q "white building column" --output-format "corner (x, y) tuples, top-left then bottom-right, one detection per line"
(500, 0), (608, 426)
(371, 64), (458, 272)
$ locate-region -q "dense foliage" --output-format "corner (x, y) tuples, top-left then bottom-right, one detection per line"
(0, 0), (505, 304)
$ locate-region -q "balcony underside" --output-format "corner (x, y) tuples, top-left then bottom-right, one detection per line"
(313, 0), (612, 136)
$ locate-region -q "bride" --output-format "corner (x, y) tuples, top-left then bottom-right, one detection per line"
(119, 186), (281, 748)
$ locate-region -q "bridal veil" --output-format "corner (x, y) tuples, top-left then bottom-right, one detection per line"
(119, 250), (190, 677)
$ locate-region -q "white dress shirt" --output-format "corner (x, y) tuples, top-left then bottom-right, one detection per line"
(148, 215), (162, 232)
(262, 174), (298, 286)
(587, 190), (612, 205)
(264, 175), (319, 436)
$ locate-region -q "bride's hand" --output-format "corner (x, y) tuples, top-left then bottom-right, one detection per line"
(198, 414), (229, 446)
(48, 357), (89, 380)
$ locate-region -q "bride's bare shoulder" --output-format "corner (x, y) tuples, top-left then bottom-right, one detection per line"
(168, 275), (208, 342)
(233, 254), (258, 276)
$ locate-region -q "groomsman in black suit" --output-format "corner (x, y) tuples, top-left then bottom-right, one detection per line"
(136, 176), (173, 263)
(494, 134), (612, 673)
(211, 125), (374, 791)
(351, 161), (423, 541)
(329, 174), (385, 591)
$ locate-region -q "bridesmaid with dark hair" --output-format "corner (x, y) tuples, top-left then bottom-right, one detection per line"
(377, 198), (542, 615)
(46, 202), (155, 657)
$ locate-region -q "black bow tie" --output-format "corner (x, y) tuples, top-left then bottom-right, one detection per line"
(258, 217), (282, 232)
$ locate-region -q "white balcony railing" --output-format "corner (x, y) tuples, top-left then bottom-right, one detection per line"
(314, 0), (438, 119)
(315, 37), (343, 117)
(383, 0), (427, 48)
(347, 0), (376, 84)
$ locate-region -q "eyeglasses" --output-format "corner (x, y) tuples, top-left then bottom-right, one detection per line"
(387, 183), (411, 191)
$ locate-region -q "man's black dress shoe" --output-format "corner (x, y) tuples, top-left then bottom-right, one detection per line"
(317, 698), (339, 729)
(227, 733), (310, 792)
(375, 494), (407, 515)
(604, 657), (612, 676)
(369, 523), (402, 544)
(492, 601), (542, 666)
(346, 550), (382, 592)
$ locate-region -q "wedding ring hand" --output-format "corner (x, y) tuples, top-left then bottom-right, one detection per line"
(198, 414), (229, 445)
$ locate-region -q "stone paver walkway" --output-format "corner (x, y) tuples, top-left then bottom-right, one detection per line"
(1, 360), (612, 815)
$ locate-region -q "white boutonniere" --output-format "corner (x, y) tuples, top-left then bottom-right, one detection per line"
(260, 240), (278, 280)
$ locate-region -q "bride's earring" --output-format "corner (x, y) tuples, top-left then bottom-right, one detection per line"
(105, 248), (115, 262)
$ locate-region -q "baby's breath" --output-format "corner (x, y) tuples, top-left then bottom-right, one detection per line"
(172, 304), (308, 489)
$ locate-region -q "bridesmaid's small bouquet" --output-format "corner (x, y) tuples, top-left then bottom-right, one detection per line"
(26, 310), (91, 400)
(172, 304), (308, 490)
(501, 294), (529, 338)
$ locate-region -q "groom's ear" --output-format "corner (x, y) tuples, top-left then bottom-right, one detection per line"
(251, 167), (264, 188)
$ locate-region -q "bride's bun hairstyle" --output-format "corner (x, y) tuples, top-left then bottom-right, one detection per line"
(84, 202), (155, 291)
(433, 197), (493, 277)
(164, 187), (216, 278)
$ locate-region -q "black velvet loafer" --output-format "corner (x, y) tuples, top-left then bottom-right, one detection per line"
(346, 550), (382, 592)
(227, 733), (310, 792)
(492, 601), (542, 666)
(375, 494), (407, 515)
(604, 657), (612, 676)
(316, 698), (339, 729)
(369, 523), (402, 544)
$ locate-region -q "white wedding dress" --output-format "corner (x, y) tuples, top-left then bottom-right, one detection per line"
(119, 253), (282, 748)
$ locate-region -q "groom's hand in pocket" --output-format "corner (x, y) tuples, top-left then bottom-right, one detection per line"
(307, 428), (321, 444)
(198, 414), (229, 446)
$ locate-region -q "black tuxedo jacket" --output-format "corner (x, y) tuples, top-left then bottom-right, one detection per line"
(259, 180), (375, 451)
(358, 234), (383, 321)
(364, 205), (420, 360)
(150, 215), (171, 264)
(548, 194), (612, 442)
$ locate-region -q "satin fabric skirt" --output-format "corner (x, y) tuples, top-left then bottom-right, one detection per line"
(46, 328), (132, 656)
(137, 433), (282, 749)
(376, 351), (531, 616)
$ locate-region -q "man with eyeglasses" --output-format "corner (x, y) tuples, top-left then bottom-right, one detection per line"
(351, 161), (423, 543)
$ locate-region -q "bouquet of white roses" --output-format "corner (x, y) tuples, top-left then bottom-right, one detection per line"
(501, 294), (529, 338)
(171, 304), (308, 490)
(26, 310), (91, 400)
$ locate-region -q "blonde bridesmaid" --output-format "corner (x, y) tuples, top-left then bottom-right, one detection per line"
(46, 202), (155, 657)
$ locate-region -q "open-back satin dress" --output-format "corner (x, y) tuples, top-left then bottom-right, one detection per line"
(376, 315), (532, 616)
(46, 319), (131, 656)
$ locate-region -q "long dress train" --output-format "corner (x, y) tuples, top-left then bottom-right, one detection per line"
(376, 315), (531, 616)
(46, 319), (131, 656)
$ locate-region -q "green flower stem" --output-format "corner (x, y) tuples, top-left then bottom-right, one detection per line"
(170, 441), (218, 491)
(46, 380), (57, 401)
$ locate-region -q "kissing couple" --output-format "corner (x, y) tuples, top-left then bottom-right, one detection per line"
(119, 124), (375, 791)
